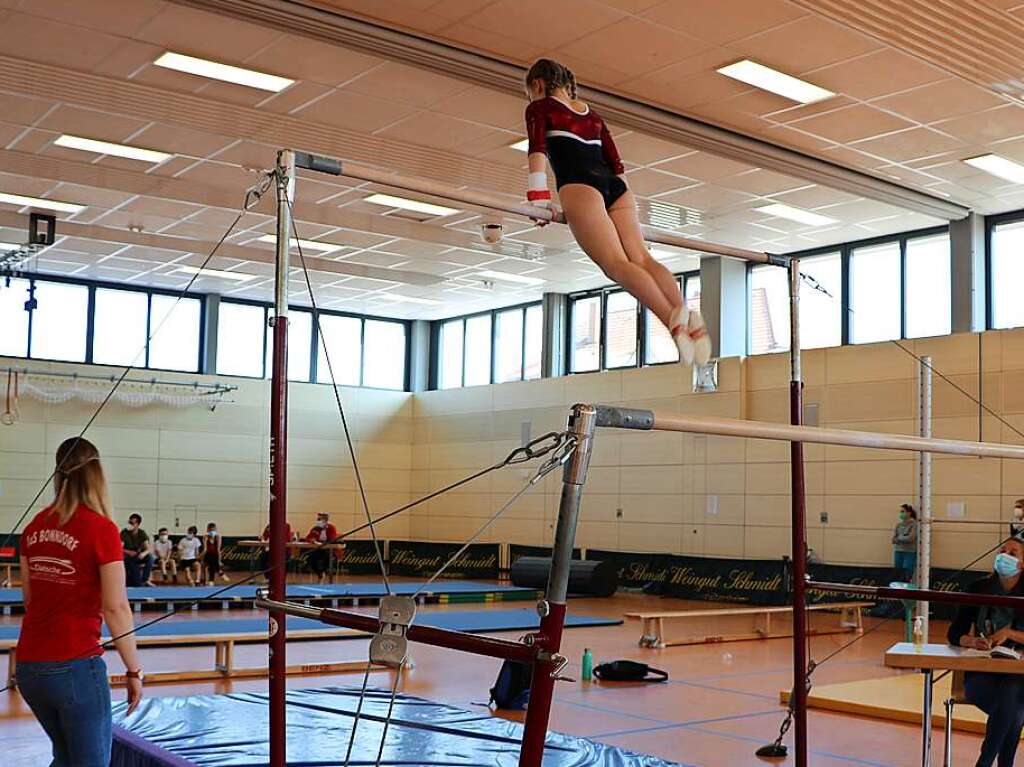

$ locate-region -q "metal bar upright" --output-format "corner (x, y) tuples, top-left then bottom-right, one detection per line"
(917, 355), (932, 638)
(268, 148), (294, 767)
(789, 258), (808, 767)
(519, 404), (597, 767)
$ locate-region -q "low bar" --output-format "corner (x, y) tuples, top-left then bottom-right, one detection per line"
(255, 596), (537, 664)
(292, 150), (783, 266)
(808, 582), (1024, 610)
(593, 406), (1024, 461)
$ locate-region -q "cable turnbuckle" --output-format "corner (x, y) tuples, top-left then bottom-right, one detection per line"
(369, 595), (416, 668)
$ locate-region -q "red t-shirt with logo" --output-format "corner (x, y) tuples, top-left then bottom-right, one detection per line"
(16, 504), (123, 662)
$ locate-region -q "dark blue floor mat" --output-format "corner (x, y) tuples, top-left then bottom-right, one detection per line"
(112, 686), (688, 766)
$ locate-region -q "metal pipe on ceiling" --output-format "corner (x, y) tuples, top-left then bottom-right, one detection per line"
(173, 0), (971, 222)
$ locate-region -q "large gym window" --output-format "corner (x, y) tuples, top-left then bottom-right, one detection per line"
(570, 295), (601, 373)
(29, 281), (89, 362)
(217, 302), (266, 378)
(605, 291), (638, 369)
(262, 309), (313, 382)
(991, 217), (1024, 330)
(316, 314), (361, 386)
(749, 253), (841, 355)
(362, 319), (406, 390)
(434, 303), (542, 388)
(149, 294), (202, 372)
(850, 241), (902, 344)
(905, 233), (951, 339)
(93, 288), (148, 367)
(0, 278), (30, 358)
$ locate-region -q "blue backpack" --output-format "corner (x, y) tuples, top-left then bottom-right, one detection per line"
(489, 660), (532, 710)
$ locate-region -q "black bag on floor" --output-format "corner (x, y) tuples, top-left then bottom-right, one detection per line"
(593, 660), (668, 683)
(489, 659), (531, 710)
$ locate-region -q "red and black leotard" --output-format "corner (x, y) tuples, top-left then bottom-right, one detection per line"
(525, 96), (628, 209)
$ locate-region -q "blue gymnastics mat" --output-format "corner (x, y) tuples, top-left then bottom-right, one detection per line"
(0, 608), (621, 642)
(0, 580), (536, 606)
(112, 686), (687, 767)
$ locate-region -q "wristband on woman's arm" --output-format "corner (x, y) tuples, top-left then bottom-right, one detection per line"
(527, 172), (551, 207)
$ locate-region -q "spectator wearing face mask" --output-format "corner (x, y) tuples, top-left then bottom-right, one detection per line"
(120, 514), (153, 587)
(948, 538), (1024, 767)
(152, 528), (177, 584)
(177, 526), (202, 586)
(304, 513), (339, 584)
(892, 504), (918, 581)
(202, 522), (228, 586)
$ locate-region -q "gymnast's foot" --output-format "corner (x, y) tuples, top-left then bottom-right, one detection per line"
(669, 307), (694, 365)
(688, 310), (712, 365)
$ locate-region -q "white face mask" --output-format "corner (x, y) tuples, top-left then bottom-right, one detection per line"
(1014, 507), (1023, 521)
(159, 535), (168, 542)
(186, 533), (195, 539)
(208, 530), (217, 537)
(316, 519), (327, 528)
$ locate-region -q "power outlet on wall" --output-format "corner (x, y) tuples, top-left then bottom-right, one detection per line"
(616, 508), (623, 519)
(820, 511), (828, 524)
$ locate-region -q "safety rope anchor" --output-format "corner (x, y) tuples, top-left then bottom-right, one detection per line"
(369, 595), (416, 668)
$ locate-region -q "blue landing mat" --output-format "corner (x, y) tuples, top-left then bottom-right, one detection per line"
(0, 609), (620, 642)
(112, 686), (687, 766)
(0, 580), (536, 606)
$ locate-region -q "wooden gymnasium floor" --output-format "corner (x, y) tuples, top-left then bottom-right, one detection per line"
(0, 583), (985, 767)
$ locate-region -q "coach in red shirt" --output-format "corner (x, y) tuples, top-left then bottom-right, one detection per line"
(16, 437), (143, 766)
(305, 513), (340, 583)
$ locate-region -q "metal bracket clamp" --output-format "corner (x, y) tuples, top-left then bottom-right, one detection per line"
(369, 595), (416, 668)
(538, 651), (574, 682)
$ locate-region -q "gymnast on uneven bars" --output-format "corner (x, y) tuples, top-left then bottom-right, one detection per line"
(522, 58), (712, 366)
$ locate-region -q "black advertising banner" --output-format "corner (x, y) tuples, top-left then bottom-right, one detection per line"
(585, 549), (673, 589)
(664, 556), (785, 604)
(930, 567), (988, 620)
(217, 536), (252, 572)
(805, 563), (895, 604)
(388, 540), (500, 579)
(338, 539), (387, 575)
(508, 544), (581, 568)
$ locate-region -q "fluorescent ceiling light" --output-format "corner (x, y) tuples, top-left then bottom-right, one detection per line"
(253, 234), (342, 254)
(963, 154), (1024, 184)
(363, 193), (458, 217)
(717, 60), (835, 104)
(378, 293), (439, 305)
(509, 138), (530, 152)
(0, 192), (84, 214)
(476, 269), (545, 286)
(153, 51), (294, 92)
(175, 265), (255, 282)
(54, 134), (172, 164)
(755, 203), (838, 227)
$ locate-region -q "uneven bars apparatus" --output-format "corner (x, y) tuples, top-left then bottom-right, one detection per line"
(259, 148), (794, 766)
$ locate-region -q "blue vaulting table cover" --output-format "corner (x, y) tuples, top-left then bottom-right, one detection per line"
(112, 686), (686, 766)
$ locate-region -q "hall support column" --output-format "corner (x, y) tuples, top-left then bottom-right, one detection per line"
(950, 212), (985, 333)
(542, 292), (566, 378)
(408, 319), (431, 392)
(699, 256), (747, 359)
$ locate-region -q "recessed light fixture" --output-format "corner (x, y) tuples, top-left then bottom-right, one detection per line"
(509, 138), (530, 152)
(153, 51), (294, 92)
(378, 293), (440, 305)
(0, 192), (85, 214)
(364, 193), (458, 217)
(476, 269), (545, 286)
(175, 265), (256, 282)
(253, 234), (342, 254)
(963, 154), (1024, 184)
(54, 134), (172, 164)
(717, 60), (835, 105)
(755, 203), (838, 227)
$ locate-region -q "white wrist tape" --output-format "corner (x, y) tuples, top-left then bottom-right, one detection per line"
(528, 171), (548, 191)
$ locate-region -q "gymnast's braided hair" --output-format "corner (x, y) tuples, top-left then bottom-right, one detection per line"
(525, 58), (578, 99)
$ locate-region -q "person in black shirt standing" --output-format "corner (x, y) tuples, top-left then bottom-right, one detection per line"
(948, 537), (1024, 767)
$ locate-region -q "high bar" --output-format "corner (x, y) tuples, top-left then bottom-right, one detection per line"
(593, 405), (1024, 461)
(290, 150), (785, 266)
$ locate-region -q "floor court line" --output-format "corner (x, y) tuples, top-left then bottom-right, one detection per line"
(680, 723), (898, 767)
(558, 697), (677, 726)
(671, 678), (780, 702)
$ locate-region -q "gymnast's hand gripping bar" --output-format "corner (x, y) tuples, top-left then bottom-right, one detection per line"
(290, 150), (787, 266)
(255, 594), (538, 664)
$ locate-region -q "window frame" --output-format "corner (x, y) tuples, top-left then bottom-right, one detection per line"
(7, 271), (207, 372)
(986, 208), (1024, 331)
(565, 271), (699, 374)
(750, 224), (950, 353)
(429, 301), (543, 389)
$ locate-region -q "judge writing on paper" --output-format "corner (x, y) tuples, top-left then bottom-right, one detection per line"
(948, 537), (1024, 767)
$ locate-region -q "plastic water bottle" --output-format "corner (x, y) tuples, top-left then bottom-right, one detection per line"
(913, 616), (925, 651)
(581, 648), (593, 682)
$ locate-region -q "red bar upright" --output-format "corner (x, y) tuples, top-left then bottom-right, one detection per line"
(268, 317), (288, 767)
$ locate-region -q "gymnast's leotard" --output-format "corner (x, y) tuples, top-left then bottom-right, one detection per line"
(525, 96), (627, 209)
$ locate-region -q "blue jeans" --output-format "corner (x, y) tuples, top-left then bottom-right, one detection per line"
(894, 550), (917, 580)
(16, 656), (112, 767)
(965, 672), (1024, 767)
(123, 554), (153, 586)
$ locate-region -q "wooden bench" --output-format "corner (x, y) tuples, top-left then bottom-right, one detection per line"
(2, 624), (371, 688)
(625, 602), (871, 648)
